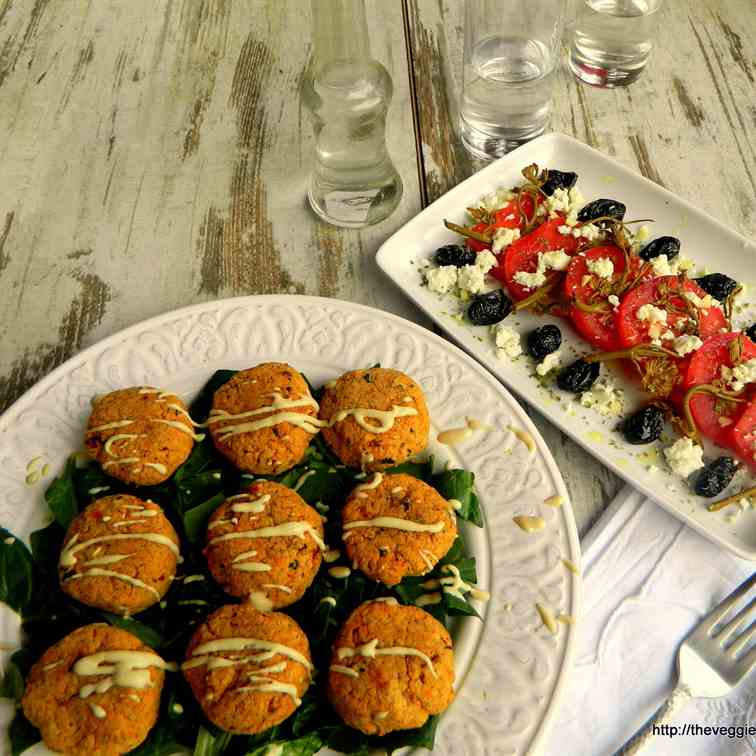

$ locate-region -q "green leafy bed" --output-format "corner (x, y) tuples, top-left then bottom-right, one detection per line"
(0, 370), (485, 756)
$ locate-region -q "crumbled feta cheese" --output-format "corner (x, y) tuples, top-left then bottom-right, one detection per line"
(579, 376), (624, 417)
(568, 186), (584, 210)
(457, 265), (486, 295)
(426, 266), (458, 294)
(481, 188), (514, 211)
(541, 250), (572, 271)
(671, 334), (703, 357)
(587, 257), (614, 279)
(684, 291), (716, 310)
(721, 358), (756, 392)
(475, 250), (498, 275)
(546, 188), (571, 215)
(536, 351), (561, 376)
(636, 303), (668, 339)
(558, 225), (572, 236)
(650, 254), (674, 277)
(572, 223), (601, 241)
(493, 324), (522, 359)
(513, 268), (546, 289)
(512, 249), (571, 290)
(636, 225), (650, 242)
(663, 437), (704, 477)
(608, 294), (620, 308)
(491, 226), (521, 254)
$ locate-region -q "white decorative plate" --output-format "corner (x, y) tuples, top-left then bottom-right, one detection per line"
(0, 295), (580, 756)
(377, 132), (756, 561)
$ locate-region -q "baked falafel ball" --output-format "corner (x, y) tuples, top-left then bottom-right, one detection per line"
(204, 480), (325, 610)
(84, 386), (197, 486)
(207, 363), (320, 476)
(327, 599), (454, 735)
(342, 473), (457, 586)
(318, 368), (429, 471)
(22, 623), (171, 756)
(59, 494), (180, 615)
(182, 604), (313, 734)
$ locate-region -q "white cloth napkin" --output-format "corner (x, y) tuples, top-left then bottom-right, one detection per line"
(545, 486), (755, 756)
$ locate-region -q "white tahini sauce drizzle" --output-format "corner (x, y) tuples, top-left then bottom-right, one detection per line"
(104, 434), (141, 456)
(151, 419), (205, 441)
(293, 470), (317, 491)
(184, 637), (313, 672)
(330, 405), (418, 434)
(232, 550), (271, 573)
(512, 515), (546, 533)
(319, 596), (337, 607)
(418, 549), (437, 572)
(42, 660), (63, 672)
(65, 568), (162, 599)
(103, 457), (140, 470)
(323, 549), (340, 563)
(207, 393), (322, 439)
(75, 650), (176, 698)
(208, 522), (326, 551)
(89, 703), (106, 719)
(60, 533), (179, 567)
(329, 566), (351, 579)
(337, 639), (437, 677)
(262, 583), (293, 594)
(249, 591), (274, 612)
(439, 564), (490, 602)
(230, 494), (270, 514)
(80, 554), (129, 567)
(144, 462), (168, 476)
(87, 420), (135, 433)
(354, 472), (384, 492)
(416, 592), (442, 607)
(343, 517), (445, 534)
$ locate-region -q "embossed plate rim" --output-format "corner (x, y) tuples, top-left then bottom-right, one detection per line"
(0, 295), (580, 756)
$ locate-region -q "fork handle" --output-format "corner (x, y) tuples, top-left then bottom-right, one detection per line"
(617, 683), (693, 755)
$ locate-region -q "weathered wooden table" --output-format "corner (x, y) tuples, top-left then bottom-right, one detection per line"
(1, 0), (753, 536)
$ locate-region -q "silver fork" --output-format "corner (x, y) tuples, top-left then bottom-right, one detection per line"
(618, 572), (756, 754)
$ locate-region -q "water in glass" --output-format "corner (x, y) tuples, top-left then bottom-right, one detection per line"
(569, 0), (662, 87)
(461, 36), (556, 159)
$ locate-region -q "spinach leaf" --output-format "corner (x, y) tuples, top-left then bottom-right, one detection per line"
(190, 370), (237, 421)
(0, 648), (34, 701)
(8, 710), (40, 756)
(244, 734), (323, 756)
(0, 529), (34, 613)
(183, 493), (225, 543)
(126, 721), (186, 756)
(431, 469), (483, 527)
(102, 613), (164, 648)
(173, 441), (221, 487)
(386, 455), (434, 481)
(30, 522), (65, 565)
(377, 715), (439, 755)
(193, 725), (233, 756)
(44, 457), (78, 527)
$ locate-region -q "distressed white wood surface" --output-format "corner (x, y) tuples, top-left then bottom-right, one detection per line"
(408, 0), (756, 533)
(1, 0), (753, 536)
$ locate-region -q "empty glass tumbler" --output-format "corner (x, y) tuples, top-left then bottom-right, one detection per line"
(568, 0), (664, 87)
(459, 0), (565, 160)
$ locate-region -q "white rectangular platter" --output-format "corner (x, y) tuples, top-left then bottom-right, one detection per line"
(377, 132), (756, 560)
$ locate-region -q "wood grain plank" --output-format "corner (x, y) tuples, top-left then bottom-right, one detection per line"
(0, 1), (426, 416)
(407, 0), (756, 534)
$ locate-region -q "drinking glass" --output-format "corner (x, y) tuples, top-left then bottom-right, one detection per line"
(459, 0), (565, 160)
(568, 0), (664, 87)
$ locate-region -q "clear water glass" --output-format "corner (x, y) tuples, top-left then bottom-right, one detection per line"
(568, 0), (663, 87)
(459, 0), (565, 160)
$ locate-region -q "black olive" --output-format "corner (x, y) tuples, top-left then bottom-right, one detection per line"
(541, 169), (578, 196)
(639, 236), (680, 261)
(527, 325), (562, 360)
(694, 273), (739, 302)
(577, 199), (626, 223)
(746, 324), (756, 342)
(694, 457), (738, 497)
(556, 359), (600, 393)
(434, 244), (476, 268)
(468, 290), (512, 326)
(621, 406), (665, 445)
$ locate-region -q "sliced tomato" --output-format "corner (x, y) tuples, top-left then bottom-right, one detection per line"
(682, 333), (756, 447)
(563, 245), (646, 351)
(492, 218), (581, 301)
(730, 401), (756, 468)
(465, 195), (536, 252)
(617, 276), (727, 348)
